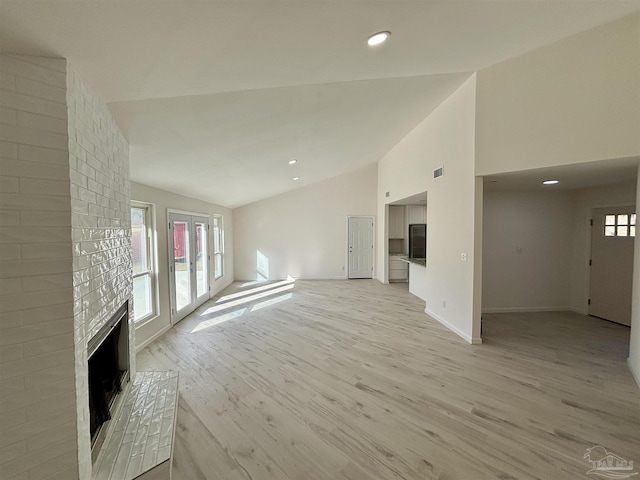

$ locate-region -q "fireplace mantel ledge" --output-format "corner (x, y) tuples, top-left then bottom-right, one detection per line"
(93, 371), (179, 480)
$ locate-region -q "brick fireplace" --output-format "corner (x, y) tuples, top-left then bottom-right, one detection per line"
(0, 54), (133, 480)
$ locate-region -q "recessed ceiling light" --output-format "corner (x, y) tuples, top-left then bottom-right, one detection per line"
(367, 31), (390, 47)
(543, 180), (559, 185)
(289, 159), (297, 165)
(293, 177), (300, 181)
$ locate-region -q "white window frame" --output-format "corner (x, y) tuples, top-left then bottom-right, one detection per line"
(131, 201), (158, 325)
(213, 215), (224, 280)
(604, 212), (636, 237)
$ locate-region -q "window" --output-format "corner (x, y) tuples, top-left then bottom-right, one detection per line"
(604, 213), (636, 237)
(131, 202), (157, 323)
(213, 215), (224, 279)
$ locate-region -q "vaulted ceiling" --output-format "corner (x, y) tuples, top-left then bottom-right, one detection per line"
(1, 1), (638, 207)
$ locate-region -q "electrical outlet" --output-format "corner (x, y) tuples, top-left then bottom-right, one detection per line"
(442, 300), (446, 308)
(460, 253), (467, 262)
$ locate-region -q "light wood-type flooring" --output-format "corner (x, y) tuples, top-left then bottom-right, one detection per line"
(137, 279), (640, 480)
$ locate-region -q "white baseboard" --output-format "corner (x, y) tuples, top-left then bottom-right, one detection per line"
(568, 306), (589, 315)
(424, 308), (482, 345)
(234, 275), (348, 282)
(304, 276), (349, 280)
(482, 306), (572, 314)
(136, 323), (171, 353)
(628, 358), (640, 390)
(212, 277), (234, 297)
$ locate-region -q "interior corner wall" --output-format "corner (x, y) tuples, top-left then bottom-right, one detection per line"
(569, 180), (637, 314)
(482, 189), (574, 313)
(475, 13), (640, 175)
(377, 74), (479, 343)
(232, 164), (377, 281)
(130, 182), (234, 351)
(628, 167), (640, 388)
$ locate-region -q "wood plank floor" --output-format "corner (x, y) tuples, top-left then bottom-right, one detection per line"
(137, 280), (640, 480)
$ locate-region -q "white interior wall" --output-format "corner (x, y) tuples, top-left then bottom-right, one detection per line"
(482, 181), (637, 314)
(569, 180), (637, 314)
(233, 164), (377, 281)
(482, 189), (574, 312)
(131, 182), (234, 351)
(476, 13), (640, 175)
(377, 75), (481, 344)
(475, 13), (639, 384)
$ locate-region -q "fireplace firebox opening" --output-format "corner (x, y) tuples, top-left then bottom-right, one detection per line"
(88, 302), (130, 457)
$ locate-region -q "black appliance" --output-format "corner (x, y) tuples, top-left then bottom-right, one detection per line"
(409, 224), (426, 259)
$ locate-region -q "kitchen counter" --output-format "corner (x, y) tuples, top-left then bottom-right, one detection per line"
(399, 258), (427, 301)
(399, 257), (426, 267)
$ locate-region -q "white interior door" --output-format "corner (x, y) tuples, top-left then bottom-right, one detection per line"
(589, 206), (635, 326)
(348, 217), (374, 279)
(169, 213), (210, 323)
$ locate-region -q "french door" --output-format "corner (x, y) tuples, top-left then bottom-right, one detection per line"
(169, 212), (210, 323)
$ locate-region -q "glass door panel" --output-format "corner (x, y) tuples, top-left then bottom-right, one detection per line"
(195, 221), (208, 299)
(173, 220), (190, 312)
(169, 213), (210, 324)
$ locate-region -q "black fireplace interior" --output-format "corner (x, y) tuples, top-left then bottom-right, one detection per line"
(88, 303), (130, 443)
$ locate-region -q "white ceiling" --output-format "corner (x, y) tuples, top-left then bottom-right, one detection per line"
(391, 191), (427, 206)
(2, 1), (639, 207)
(483, 157), (639, 191)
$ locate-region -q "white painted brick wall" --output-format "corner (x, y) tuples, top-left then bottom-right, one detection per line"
(0, 54), (79, 480)
(0, 55), (133, 480)
(66, 65), (133, 480)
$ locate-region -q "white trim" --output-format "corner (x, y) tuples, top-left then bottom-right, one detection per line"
(233, 275), (348, 282)
(167, 207), (210, 218)
(131, 201), (159, 323)
(304, 276), (348, 280)
(135, 323), (171, 353)
(346, 215), (376, 280)
(211, 276), (234, 296)
(627, 357), (640, 390)
(482, 306), (572, 314)
(425, 307), (482, 345)
(568, 306), (589, 315)
(213, 214), (224, 280)
(133, 312), (158, 330)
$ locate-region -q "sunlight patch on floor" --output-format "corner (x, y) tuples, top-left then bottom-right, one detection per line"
(250, 293), (292, 312)
(191, 279), (296, 333)
(190, 308), (247, 333)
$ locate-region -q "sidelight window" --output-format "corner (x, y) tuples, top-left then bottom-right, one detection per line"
(213, 215), (224, 279)
(131, 202), (157, 323)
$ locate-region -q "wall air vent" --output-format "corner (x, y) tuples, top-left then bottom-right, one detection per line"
(433, 166), (444, 179)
